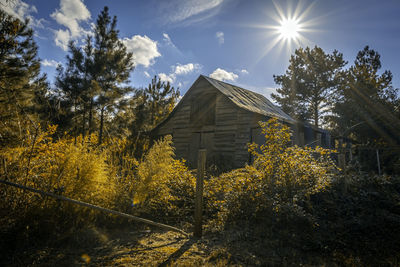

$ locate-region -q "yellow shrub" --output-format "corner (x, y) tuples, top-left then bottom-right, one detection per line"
(100, 136), (139, 210)
(205, 118), (337, 224)
(0, 125), (118, 221)
(132, 135), (196, 218)
(248, 118), (337, 202)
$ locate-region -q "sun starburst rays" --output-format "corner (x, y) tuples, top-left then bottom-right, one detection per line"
(246, 0), (319, 66)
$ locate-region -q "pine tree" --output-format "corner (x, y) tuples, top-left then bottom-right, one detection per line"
(54, 7), (134, 143)
(92, 6), (134, 145)
(125, 76), (179, 157)
(332, 46), (400, 144)
(272, 46), (346, 127)
(54, 39), (94, 139)
(0, 10), (48, 146)
(145, 76), (179, 128)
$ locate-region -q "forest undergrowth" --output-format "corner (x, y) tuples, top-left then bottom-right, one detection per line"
(1, 119), (400, 266)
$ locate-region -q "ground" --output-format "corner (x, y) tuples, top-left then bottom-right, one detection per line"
(6, 226), (236, 266)
(4, 224), (332, 266)
(5, 221), (398, 266)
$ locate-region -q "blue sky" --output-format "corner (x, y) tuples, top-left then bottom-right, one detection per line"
(2, 0), (400, 99)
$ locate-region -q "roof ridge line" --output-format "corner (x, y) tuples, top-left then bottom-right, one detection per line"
(202, 75), (267, 99)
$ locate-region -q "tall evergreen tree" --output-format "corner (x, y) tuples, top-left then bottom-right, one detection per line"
(54, 7), (134, 143)
(92, 6), (134, 145)
(0, 10), (48, 146)
(332, 46), (400, 144)
(127, 76), (179, 157)
(54, 38), (95, 139)
(145, 76), (179, 128)
(272, 46), (346, 127)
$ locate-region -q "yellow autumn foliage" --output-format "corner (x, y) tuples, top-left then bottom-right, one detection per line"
(0, 118), (337, 230)
(249, 118), (337, 201)
(0, 123), (196, 228)
(0, 125), (118, 225)
(204, 118), (337, 223)
(133, 135), (196, 218)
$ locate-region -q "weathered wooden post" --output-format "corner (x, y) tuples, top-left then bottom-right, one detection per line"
(316, 133), (322, 147)
(299, 132), (305, 147)
(338, 137), (348, 193)
(338, 137), (346, 171)
(376, 149), (381, 175)
(194, 149), (206, 238)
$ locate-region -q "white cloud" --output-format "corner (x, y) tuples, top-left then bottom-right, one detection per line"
(161, 0), (224, 24)
(162, 33), (176, 48)
(262, 87), (277, 99)
(144, 71), (151, 78)
(216, 31), (224, 44)
(1, 0), (35, 20)
(209, 68), (238, 82)
(158, 63), (201, 84)
(51, 0), (90, 37)
(241, 69), (249, 74)
(42, 59), (61, 67)
(1, 0), (45, 28)
(158, 73), (175, 84)
(174, 63), (201, 75)
(54, 29), (71, 51)
(30, 17), (46, 29)
(122, 35), (161, 67)
(51, 0), (91, 50)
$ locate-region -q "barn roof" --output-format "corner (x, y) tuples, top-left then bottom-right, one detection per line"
(201, 75), (295, 123)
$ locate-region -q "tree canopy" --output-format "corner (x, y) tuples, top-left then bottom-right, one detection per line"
(54, 6), (134, 144)
(332, 46), (400, 144)
(0, 9), (48, 146)
(272, 46), (346, 127)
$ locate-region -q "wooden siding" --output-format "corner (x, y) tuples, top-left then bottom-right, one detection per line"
(153, 82), (242, 168)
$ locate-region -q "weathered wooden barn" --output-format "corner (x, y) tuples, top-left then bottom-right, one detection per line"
(151, 75), (330, 169)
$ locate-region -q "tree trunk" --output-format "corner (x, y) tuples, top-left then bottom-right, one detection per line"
(82, 105), (86, 141)
(88, 98), (93, 136)
(98, 106), (104, 145)
(313, 103), (319, 128)
(74, 98), (77, 145)
(314, 113), (319, 128)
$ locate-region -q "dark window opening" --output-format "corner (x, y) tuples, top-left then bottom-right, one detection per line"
(190, 94), (216, 125)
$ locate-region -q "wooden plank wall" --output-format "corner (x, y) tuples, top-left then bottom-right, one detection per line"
(154, 79), (248, 168)
(214, 93), (237, 168)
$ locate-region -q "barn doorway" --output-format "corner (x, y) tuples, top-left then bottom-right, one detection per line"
(189, 131), (214, 168)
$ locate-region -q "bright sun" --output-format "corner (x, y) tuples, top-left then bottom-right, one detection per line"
(249, 0), (317, 60)
(279, 18), (300, 40)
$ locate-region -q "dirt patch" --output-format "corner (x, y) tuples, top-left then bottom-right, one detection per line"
(5, 227), (238, 266)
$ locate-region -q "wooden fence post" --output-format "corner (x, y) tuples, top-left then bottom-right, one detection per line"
(376, 149), (381, 175)
(194, 149), (206, 238)
(338, 138), (346, 171)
